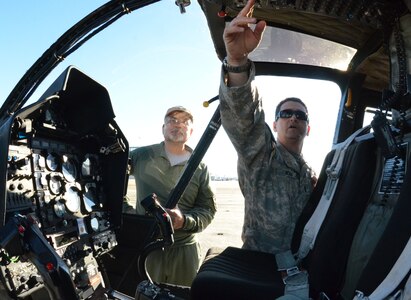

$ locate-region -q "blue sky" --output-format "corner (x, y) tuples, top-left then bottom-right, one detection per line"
(1, 1), (341, 176)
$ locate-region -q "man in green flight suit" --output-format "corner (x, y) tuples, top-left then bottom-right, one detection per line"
(129, 106), (216, 286)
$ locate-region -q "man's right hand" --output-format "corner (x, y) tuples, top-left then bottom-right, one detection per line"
(166, 207), (185, 230)
(223, 0), (266, 66)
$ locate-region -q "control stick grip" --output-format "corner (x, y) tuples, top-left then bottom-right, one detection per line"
(141, 194), (174, 246)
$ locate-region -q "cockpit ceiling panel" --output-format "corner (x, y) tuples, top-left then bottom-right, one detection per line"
(199, 0), (408, 91)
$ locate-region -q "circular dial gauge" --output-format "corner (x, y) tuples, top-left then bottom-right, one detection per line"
(37, 154), (46, 169)
(64, 186), (81, 213)
(48, 175), (63, 195)
(46, 153), (59, 171)
(83, 185), (97, 213)
(54, 202), (66, 218)
(81, 155), (97, 177)
(90, 217), (99, 232)
(62, 156), (77, 182)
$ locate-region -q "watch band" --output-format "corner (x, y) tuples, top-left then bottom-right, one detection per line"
(222, 57), (251, 73)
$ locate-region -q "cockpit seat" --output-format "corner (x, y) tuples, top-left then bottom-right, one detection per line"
(191, 133), (390, 299)
(190, 246), (284, 300)
(292, 135), (378, 298)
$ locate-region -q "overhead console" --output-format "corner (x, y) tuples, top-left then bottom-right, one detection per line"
(0, 66), (129, 299)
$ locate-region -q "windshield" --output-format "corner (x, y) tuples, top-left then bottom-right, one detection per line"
(255, 76), (341, 174)
(249, 26), (357, 70)
(1, 1), (344, 178)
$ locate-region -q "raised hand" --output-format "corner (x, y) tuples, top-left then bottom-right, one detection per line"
(223, 0), (266, 66)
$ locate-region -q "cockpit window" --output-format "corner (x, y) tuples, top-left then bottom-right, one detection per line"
(255, 75), (341, 174)
(246, 26), (357, 70)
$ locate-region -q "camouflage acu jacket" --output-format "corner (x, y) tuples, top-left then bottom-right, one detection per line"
(219, 64), (314, 255)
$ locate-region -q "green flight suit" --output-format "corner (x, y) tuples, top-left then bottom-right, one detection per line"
(129, 142), (216, 286)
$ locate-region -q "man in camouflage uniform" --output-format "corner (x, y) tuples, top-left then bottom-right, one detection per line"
(219, 0), (316, 255)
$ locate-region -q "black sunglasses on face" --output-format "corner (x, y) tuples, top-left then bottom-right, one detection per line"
(276, 109), (309, 121)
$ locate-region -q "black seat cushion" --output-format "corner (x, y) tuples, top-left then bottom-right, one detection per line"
(191, 246), (284, 300)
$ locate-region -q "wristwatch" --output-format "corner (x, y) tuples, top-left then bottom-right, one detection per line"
(222, 57), (251, 73)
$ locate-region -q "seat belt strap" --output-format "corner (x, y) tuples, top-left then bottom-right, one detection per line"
(275, 250), (309, 299)
(402, 272), (411, 300)
(297, 125), (371, 261)
(353, 236), (411, 300)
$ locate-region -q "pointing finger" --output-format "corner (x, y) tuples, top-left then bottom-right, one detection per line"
(238, 0), (255, 18)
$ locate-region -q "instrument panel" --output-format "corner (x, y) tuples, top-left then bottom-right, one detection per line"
(0, 66), (129, 299)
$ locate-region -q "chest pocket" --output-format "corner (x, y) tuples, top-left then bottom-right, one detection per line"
(270, 159), (311, 213)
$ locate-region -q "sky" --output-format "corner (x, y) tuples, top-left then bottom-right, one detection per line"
(0, 0), (341, 177)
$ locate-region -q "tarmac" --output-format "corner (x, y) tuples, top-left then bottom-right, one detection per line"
(197, 180), (244, 259)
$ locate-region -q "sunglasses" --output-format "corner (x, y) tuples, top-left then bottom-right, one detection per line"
(276, 109), (309, 121)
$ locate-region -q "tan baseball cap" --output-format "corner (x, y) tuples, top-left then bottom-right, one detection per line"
(165, 106), (193, 122)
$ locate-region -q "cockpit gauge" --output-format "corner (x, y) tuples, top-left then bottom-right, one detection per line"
(46, 153), (59, 171)
(64, 186), (81, 213)
(62, 155), (77, 182)
(81, 155), (97, 177)
(54, 201), (66, 218)
(38, 172), (48, 189)
(48, 175), (63, 195)
(83, 184), (97, 213)
(90, 217), (99, 232)
(37, 154), (46, 169)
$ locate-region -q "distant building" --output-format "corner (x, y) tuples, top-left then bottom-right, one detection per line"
(211, 175), (238, 181)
